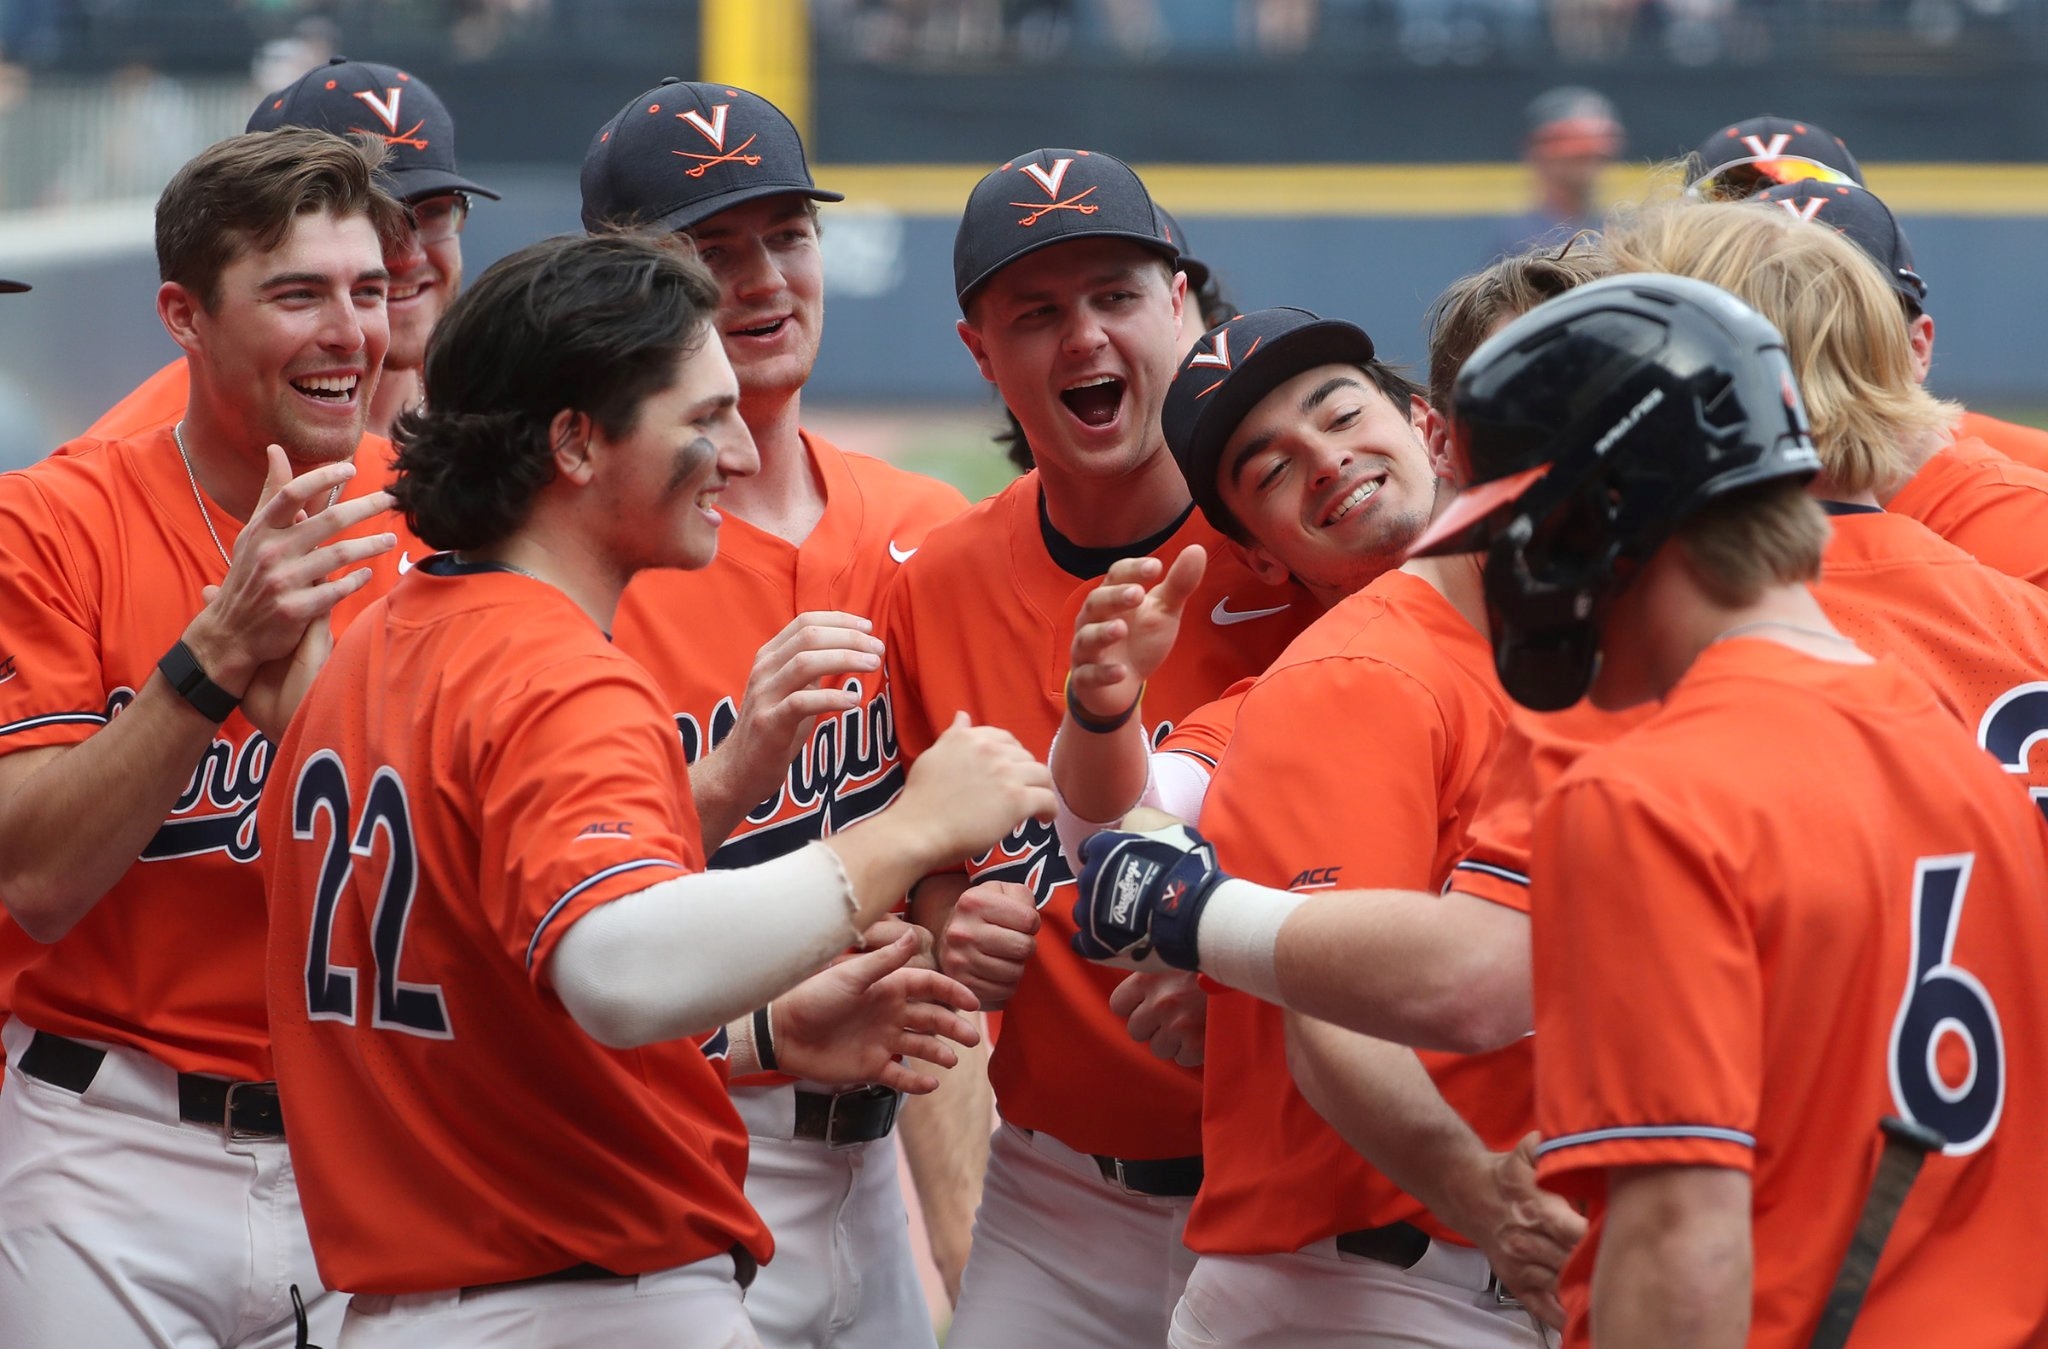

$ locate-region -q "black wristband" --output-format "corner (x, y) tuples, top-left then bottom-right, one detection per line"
(1065, 673), (1144, 735)
(158, 640), (240, 723)
(753, 1005), (779, 1073)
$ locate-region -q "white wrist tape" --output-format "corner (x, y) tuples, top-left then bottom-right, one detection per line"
(1197, 878), (1309, 1009)
(550, 842), (862, 1049)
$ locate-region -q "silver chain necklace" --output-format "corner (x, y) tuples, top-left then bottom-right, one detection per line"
(1711, 618), (1860, 648)
(173, 420), (344, 571)
(172, 420), (232, 568)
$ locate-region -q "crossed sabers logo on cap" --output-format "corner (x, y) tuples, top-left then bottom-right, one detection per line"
(672, 103), (763, 178)
(1010, 157), (1099, 227)
(1187, 328), (1257, 398)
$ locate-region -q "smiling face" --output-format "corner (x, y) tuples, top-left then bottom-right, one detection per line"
(182, 207), (390, 465)
(382, 193), (465, 373)
(959, 236), (1184, 482)
(594, 326), (759, 574)
(1217, 362), (1450, 605)
(685, 193), (824, 414)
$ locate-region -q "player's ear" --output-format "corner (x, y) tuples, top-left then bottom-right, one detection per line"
(548, 409), (596, 485)
(1230, 536), (1292, 589)
(956, 318), (997, 384)
(1412, 397), (1455, 480)
(157, 281), (205, 354)
(1907, 312), (1935, 386)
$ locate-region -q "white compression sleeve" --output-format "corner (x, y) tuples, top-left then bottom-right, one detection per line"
(549, 842), (862, 1049)
(1050, 732), (1216, 871)
(1197, 878), (1310, 1008)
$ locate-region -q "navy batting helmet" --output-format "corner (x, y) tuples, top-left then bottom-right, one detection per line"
(1408, 273), (1821, 710)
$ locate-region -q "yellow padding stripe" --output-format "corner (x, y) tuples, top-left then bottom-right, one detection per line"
(813, 162), (2048, 217)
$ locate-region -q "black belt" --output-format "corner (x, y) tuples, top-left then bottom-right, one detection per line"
(460, 1248), (757, 1297)
(1335, 1221), (1432, 1270)
(1092, 1152), (1204, 1198)
(792, 1085), (899, 1147)
(19, 1030), (285, 1140)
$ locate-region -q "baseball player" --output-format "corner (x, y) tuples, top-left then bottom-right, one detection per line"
(880, 147), (1309, 1348)
(261, 230), (1053, 1348)
(0, 129), (413, 1348)
(580, 78), (976, 1345)
(83, 57), (496, 443)
(1051, 304), (1555, 1347)
(1440, 273), (2048, 1349)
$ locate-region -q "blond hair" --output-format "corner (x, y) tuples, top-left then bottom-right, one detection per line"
(1675, 478), (1830, 608)
(1601, 200), (1957, 495)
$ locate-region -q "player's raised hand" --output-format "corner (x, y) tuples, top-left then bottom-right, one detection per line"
(182, 445), (395, 692)
(1471, 1132), (1586, 1329)
(1068, 544), (1206, 721)
(770, 931), (983, 1095)
(896, 713), (1056, 862)
(938, 880), (1040, 1008)
(1071, 806), (1228, 970)
(709, 611), (884, 799)
(1112, 969), (1206, 1067)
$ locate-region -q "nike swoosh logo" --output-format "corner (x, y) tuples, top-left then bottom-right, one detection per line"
(397, 551), (414, 575)
(888, 542), (917, 564)
(1211, 598), (1291, 626)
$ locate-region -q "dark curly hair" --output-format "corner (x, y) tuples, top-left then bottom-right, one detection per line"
(390, 232), (721, 551)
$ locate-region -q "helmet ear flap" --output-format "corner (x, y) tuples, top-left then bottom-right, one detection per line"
(1482, 512), (1607, 713)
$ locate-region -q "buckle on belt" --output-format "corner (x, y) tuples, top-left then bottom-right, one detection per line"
(827, 1086), (897, 1149)
(221, 1079), (283, 1144)
(1486, 1270), (1524, 1310)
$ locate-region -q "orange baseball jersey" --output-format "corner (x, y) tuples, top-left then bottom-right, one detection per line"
(1957, 409), (2048, 476)
(1187, 567), (1526, 1255)
(613, 433), (963, 1086)
(0, 426), (414, 1080)
(1532, 639), (2048, 1348)
(882, 473), (1308, 1159)
(262, 559), (769, 1293)
(82, 358), (185, 442)
(1455, 506), (2048, 916)
(1886, 434), (2048, 588)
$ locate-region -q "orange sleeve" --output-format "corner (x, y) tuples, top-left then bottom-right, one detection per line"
(473, 655), (706, 988)
(1204, 658), (1448, 894)
(1159, 680), (1250, 767)
(1530, 775), (1761, 1200)
(0, 473), (112, 750)
(1958, 411), (2048, 475)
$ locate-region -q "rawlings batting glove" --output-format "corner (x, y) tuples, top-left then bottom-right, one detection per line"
(1070, 818), (1229, 970)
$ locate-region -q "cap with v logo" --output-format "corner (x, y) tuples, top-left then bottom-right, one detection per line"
(1687, 115), (1862, 199)
(580, 78), (844, 234)
(246, 56), (498, 202)
(1756, 179), (1926, 306)
(1163, 307), (1377, 535)
(954, 147), (1177, 310)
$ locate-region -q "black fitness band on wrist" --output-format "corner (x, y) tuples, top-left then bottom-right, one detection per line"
(1065, 673), (1144, 735)
(753, 1005), (779, 1073)
(158, 640), (240, 724)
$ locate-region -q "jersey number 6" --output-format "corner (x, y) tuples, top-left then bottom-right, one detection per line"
(292, 750), (452, 1039)
(1887, 854), (2002, 1155)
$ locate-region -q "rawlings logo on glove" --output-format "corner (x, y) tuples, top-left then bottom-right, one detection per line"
(1071, 807), (1229, 971)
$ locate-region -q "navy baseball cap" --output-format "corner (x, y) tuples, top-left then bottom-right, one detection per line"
(581, 78), (843, 234)
(0, 280), (26, 293)
(1162, 307), (1377, 534)
(247, 57), (498, 202)
(1757, 181), (1926, 307)
(1688, 116), (1862, 199)
(954, 148), (1177, 310)
(1155, 207), (1212, 291)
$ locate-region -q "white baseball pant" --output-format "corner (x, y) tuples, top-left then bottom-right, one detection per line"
(945, 1121), (1198, 1349)
(0, 1017), (341, 1349)
(1168, 1240), (1555, 1348)
(732, 1081), (937, 1349)
(338, 1256), (760, 1348)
